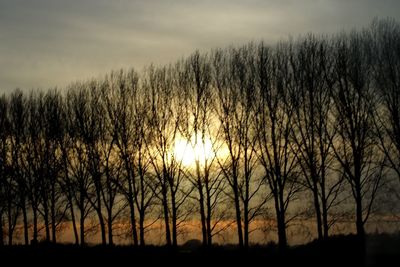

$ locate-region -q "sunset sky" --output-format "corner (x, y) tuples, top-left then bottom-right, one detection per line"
(1, 0), (399, 93)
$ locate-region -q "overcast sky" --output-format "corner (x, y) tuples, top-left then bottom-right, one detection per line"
(0, 0), (399, 93)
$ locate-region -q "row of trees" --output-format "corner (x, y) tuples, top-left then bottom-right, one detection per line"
(0, 18), (399, 248)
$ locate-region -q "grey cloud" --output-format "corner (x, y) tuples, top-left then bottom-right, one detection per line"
(0, 0), (400, 92)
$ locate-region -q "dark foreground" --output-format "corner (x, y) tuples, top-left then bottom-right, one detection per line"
(0, 234), (399, 267)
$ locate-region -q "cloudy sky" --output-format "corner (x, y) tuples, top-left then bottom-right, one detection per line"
(0, 0), (399, 93)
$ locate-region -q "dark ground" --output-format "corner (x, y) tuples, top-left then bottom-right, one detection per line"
(0, 234), (399, 267)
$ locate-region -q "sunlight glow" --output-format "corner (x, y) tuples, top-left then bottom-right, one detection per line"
(173, 134), (215, 167)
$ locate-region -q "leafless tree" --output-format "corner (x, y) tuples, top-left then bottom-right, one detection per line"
(81, 82), (108, 245)
(103, 70), (139, 246)
(21, 92), (47, 243)
(8, 90), (29, 244)
(65, 86), (95, 245)
(371, 19), (400, 185)
(330, 32), (384, 239)
(41, 90), (68, 243)
(178, 51), (231, 246)
(289, 35), (344, 239)
(0, 97), (19, 244)
(213, 45), (268, 248)
(0, 95), (15, 245)
(102, 71), (150, 246)
(144, 65), (193, 246)
(103, 69), (156, 246)
(254, 42), (301, 249)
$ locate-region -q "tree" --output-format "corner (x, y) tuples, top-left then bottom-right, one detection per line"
(144, 65), (193, 246)
(21, 92), (47, 244)
(82, 82), (107, 245)
(179, 51), (230, 246)
(371, 19), (400, 185)
(8, 90), (29, 245)
(254, 42), (301, 250)
(65, 86), (95, 245)
(103, 70), (139, 246)
(103, 69), (156, 246)
(330, 32), (383, 239)
(0, 95), (14, 245)
(289, 35), (343, 239)
(102, 70), (150, 246)
(41, 90), (68, 243)
(213, 45), (268, 248)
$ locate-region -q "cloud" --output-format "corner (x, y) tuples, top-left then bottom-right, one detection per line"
(0, 0), (400, 92)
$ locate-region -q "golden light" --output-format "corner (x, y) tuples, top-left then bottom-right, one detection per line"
(173, 134), (215, 167)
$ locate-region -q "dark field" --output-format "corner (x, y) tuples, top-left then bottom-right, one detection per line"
(0, 234), (398, 267)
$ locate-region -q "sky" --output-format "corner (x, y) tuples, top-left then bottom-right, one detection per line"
(0, 0), (400, 93)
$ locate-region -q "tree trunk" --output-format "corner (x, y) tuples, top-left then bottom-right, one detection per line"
(275, 192), (287, 250)
(51, 183), (57, 243)
(171, 192), (178, 247)
(94, 176), (106, 245)
(162, 186), (171, 246)
(32, 207), (38, 244)
(0, 212), (3, 246)
(243, 200), (249, 248)
(354, 160), (365, 240)
(69, 200), (79, 245)
(44, 204), (50, 242)
(128, 186), (138, 246)
(320, 180), (329, 239)
(312, 183), (323, 240)
(7, 208), (13, 245)
(139, 211), (145, 246)
(80, 209), (85, 246)
(233, 185), (243, 248)
(198, 180), (207, 246)
(7, 201), (13, 245)
(21, 200), (29, 245)
(97, 209), (106, 245)
(107, 209), (113, 245)
(206, 184), (212, 246)
(355, 190), (365, 238)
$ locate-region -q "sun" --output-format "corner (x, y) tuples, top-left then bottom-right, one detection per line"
(173, 134), (215, 167)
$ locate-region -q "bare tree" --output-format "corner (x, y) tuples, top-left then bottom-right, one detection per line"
(21, 92), (47, 244)
(58, 99), (80, 245)
(254, 42), (301, 250)
(41, 90), (68, 243)
(131, 93), (156, 247)
(371, 19), (400, 185)
(65, 86), (95, 245)
(103, 70), (139, 246)
(83, 83), (107, 245)
(144, 65), (193, 246)
(101, 72), (145, 246)
(103, 69), (156, 246)
(330, 32), (383, 239)
(213, 45), (268, 248)
(178, 51), (230, 246)
(8, 90), (29, 244)
(289, 35), (343, 239)
(0, 95), (9, 246)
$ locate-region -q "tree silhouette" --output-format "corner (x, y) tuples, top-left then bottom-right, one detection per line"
(289, 35), (344, 239)
(65, 86), (95, 245)
(372, 19), (400, 186)
(330, 32), (383, 239)
(0, 18), (398, 249)
(8, 90), (29, 244)
(144, 65), (193, 246)
(254, 43), (301, 249)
